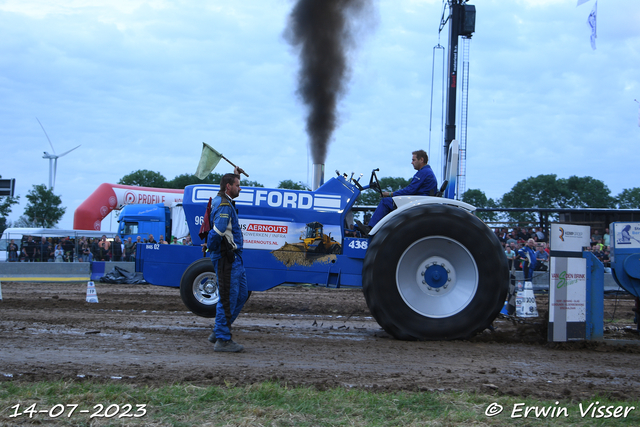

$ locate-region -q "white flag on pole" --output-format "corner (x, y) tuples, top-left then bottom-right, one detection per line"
(587, 1), (597, 50)
(576, 0), (591, 5)
(195, 142), (223, 179)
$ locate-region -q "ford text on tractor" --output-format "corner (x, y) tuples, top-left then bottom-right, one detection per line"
(137, 147), (509, 341)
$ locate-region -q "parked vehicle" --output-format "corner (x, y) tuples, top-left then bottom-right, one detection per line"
(117, 203), (189, 243)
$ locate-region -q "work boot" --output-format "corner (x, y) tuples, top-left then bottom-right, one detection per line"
(214, 339), (244, 353)
(207, 332), (217, 344)
(354, 220), (371, 237)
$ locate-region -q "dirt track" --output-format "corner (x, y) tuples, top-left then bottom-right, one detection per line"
(1, 281), (640, 400)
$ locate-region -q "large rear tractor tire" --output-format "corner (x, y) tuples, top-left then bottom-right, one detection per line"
(180, 258), (219, 318)
(362, 204), (508, 340)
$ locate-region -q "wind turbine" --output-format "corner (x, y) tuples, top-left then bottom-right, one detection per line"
(37, 118), (80, 192)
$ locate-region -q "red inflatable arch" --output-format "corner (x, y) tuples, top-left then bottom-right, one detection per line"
(73, 183), (185, 231)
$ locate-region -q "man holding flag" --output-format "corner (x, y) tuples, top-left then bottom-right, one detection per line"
(195, 142), (249, 352)
(206, 168), (248, 352)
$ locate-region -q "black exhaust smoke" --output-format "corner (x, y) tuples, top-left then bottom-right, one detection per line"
(285, 0), (374, 165)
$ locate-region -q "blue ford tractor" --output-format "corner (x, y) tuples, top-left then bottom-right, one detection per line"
(138, 1), (509, 340)
(137, 155), (509, 340)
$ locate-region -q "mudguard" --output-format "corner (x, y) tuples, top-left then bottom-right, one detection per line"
(369, 195), (476, 236)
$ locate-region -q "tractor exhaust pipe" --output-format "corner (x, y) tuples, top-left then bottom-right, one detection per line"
(312, 163), (325, 190)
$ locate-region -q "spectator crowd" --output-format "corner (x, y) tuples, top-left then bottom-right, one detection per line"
(5, 234), (193, 263)
(496, 226), (611, 273)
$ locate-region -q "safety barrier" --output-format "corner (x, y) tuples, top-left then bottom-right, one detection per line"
(0, 261), (135, 282)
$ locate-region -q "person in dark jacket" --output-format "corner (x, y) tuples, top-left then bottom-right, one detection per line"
(23, 236), (37, 262)
(112, 236), (123, 261)
(39, 237), (52, 262)
(91, 238), (101, 261)
(7, 239), (19, 262)
(62, 237), (74, 262)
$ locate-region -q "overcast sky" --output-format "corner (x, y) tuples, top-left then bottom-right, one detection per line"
(1, 0), (638, 231)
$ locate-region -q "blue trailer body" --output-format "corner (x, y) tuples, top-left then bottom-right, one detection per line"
(609, 222), (640, 298)
(138, 175), (368, 290)
(118, 203), (171, 242)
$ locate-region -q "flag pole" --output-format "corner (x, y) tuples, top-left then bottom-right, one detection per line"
(220, 154), (249, 177)
(196, 142), (250, 178)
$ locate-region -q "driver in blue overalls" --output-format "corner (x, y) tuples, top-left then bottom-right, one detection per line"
(366, 149), (437, 230)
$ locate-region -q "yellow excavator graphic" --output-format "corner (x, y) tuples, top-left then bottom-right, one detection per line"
(298, 222), (341, 254)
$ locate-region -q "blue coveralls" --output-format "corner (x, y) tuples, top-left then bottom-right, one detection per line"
(368, 164), (438, 228)
(207, 194), (249, 342)
(518, 246), (537, 281)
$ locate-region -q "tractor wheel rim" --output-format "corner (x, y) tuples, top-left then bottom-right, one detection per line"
(193, 272), (219, 306)
(396, 236), (478, 318)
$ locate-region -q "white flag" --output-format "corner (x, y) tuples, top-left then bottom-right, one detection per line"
(587, 1), (597, 50)
(576, 0), (591, 5)
(195, 142), (223, 179)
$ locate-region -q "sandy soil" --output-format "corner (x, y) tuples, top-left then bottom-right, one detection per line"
(1, 281), (639, 400)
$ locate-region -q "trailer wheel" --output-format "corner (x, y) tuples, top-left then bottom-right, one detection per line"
(362, 204), (508, 340)
(180, 258), (219, 318)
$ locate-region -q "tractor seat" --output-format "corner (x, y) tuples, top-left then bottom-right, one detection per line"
(429, 180), (448, 197)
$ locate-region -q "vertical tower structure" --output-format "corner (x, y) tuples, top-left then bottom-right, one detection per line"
(441, 1), (475, 199)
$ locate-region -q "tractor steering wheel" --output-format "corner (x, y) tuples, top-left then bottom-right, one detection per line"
(369, 168), (383, 198)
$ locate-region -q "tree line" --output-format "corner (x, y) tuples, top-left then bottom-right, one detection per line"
(1, 171), (638, 234)
(0, 174), (65, 232)
(461, 174), (640, 223)
(117, 171), (640, 225)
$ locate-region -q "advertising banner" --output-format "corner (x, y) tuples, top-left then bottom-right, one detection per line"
(612, 222), (640, 249)
(239, 219), (340, 252)
(240, 219), (291, 250)
(112, 187), (183, 208)
(549, 223), (591, 254)
(549, 257), (587, 341)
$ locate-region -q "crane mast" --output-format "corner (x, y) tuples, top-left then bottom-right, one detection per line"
(440, 0), (475, 198)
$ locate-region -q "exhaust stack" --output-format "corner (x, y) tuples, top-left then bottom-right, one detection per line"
(312, 163), (325, 190)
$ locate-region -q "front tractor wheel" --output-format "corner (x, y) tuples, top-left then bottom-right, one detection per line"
(180, 258), (219, 318)
(362, 204), (508, 340)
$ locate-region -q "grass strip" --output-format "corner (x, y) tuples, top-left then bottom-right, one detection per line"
(1, 381), (638, 426)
